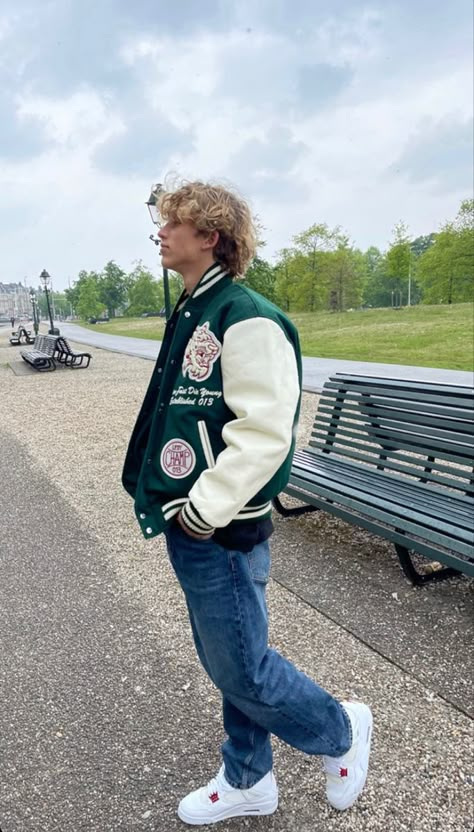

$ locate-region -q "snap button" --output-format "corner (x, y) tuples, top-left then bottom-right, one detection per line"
(145, 527), (153, 535)
(147, 458), (152, 464)
(139, 513), (146, 520)
(184, 311), (191, 318)
(157, 368), (163, 374)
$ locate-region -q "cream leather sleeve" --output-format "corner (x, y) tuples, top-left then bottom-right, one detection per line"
(186, 317), (300, 529)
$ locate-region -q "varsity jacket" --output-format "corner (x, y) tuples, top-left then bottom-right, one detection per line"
(122, 262), (302, 541)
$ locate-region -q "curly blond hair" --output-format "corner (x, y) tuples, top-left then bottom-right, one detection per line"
(158, 180), (257, 276)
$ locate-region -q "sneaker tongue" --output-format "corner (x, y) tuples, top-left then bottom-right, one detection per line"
(207, 769), (231, 799)
(215, 769), (233, 792)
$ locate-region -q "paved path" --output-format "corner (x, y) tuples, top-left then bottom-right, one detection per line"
(52, 322), (474, 392)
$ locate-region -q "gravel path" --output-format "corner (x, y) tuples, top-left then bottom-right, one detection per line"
(0, 332), (472, 832)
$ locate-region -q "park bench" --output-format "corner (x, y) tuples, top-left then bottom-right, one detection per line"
(20, 334), (58, 372)
(10, 326), (35, 346)
(274, 373), (474, 586)
(54, 336), (91, 368)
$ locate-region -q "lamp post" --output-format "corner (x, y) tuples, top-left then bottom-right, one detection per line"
(29, 290), (39, 336)
(146, 183), (171, 321)
(39, 269), (60, 335)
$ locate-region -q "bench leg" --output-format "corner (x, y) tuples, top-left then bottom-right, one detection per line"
(394, 544), (461, 586)
(272, 495), (321, 518)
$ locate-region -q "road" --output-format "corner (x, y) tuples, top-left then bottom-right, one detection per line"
(53, 321), (474, 392)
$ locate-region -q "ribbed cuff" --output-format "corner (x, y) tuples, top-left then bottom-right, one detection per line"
(181, 501), (215, 537)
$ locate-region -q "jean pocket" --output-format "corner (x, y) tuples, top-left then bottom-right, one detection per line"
(246, 543), (271, 584)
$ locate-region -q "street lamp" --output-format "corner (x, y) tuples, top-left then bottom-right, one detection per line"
(29, 290), (39, 336)
(39, 269), (60, 335)
(146, 183), (171, 320)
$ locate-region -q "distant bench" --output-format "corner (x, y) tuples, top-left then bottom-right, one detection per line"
(274, 374), (474, 586)
(10, 326), (35, 346)
(20, 335), (92, 371)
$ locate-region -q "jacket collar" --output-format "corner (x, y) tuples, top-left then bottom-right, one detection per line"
(176, 262), (230, 311)
(192, 262), (230, 299)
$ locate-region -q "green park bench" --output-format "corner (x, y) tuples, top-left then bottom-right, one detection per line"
(274, 373), (474, 586)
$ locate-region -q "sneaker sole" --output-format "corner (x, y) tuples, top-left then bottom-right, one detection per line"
(329, 705), (373, 811)
(177, 795), (279, 825)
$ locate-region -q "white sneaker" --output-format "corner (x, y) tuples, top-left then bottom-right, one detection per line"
(323, 701), (373, 811)
(177, 765), (278, 826)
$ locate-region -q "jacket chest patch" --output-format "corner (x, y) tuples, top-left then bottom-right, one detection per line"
(160, 439), (196, 479)
(182, 322), (222, 382)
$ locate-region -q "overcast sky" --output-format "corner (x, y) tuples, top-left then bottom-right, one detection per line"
(0, 0), (472, 292)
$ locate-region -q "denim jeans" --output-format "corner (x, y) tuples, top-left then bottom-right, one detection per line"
(164, 524), (351, 789)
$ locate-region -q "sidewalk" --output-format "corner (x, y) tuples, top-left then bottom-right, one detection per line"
(50, 322), (474, 392)
(0, 330), (473, 832)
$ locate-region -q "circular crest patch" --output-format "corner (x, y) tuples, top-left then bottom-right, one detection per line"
(160, 439), (196, 479)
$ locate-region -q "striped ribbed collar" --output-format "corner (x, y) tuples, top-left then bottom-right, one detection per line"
(192, 262), (230, 299)
(176, 262), (230, 311)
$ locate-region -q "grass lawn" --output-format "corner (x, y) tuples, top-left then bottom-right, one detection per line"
(76, 303), (474, 371)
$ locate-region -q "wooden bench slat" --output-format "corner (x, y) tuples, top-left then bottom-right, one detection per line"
(306, 443), (474, 494)
(328, 374), (474, 398)
(288, 470), (474, 554)
(293, 450), (474, 513)
(309, 429), (474, 472)
(310, 429), (474, 471)
(293, 451), (474, 516)
(315, 407), (474, 440)
(324, 376), (474, 404)
(318, 402), (474, 434)
(319, 389), (474, 422)
(312, 414), (474, 455)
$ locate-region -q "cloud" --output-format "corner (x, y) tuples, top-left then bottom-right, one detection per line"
(0, 93), (50, 160)
(294, 63), (353, 110)
(391, 118), (474, 192)
(16, 88), (123, 149)
(93, 116), (193, 177)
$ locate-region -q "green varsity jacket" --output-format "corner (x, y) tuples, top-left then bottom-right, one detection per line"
(122, 262), (302, 540)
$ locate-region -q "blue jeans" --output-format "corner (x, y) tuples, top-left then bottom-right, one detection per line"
(164, 524), (351, 789)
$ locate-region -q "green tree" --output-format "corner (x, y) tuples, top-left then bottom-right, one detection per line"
(386, 221), (412, 306)
(411, 234), (435, 258)
(126, 263), (161, 315)
(65, 270), (101, 316)
(452, 198), (474, 279)
(274, 248), (301, 311)
(76, 276), (105, 320)
(291, 224), (339, 311)
(99, 261), (127, 317)
(415, 200), (473, 304)
(244, 256), (276, 302)
(361, 247), (390, 307)
(326, 239), (364, 311)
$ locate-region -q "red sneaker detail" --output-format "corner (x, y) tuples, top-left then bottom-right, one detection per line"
(340, 768), (348, 778)
(209, 791), (219, 803)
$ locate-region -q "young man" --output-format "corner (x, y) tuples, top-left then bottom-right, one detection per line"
(122, 181), (373, 825)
